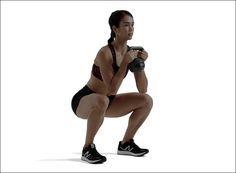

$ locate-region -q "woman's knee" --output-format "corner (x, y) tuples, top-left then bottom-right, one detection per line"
(92, 94), (109, 112)
(75, 94), (109, 119)
(141, 93), (153, 109)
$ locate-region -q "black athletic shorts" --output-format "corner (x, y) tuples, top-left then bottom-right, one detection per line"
(71, 85), (115, 115)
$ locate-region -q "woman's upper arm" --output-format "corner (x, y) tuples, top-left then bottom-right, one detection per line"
(96, 48), (114, 88)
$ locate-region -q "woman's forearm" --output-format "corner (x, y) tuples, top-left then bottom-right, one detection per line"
(108, 61), (128, 95)
(135, 70), (148, 93)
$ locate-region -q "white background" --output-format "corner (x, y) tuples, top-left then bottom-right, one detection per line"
(1, 1), (235, 172)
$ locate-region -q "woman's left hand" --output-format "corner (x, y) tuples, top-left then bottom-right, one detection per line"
(137, 50), (148, 61)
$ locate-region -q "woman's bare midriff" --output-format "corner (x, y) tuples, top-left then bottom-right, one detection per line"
(86, 74), (113, 96)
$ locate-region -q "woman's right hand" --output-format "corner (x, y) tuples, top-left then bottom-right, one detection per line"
(123, 50), (139, 64)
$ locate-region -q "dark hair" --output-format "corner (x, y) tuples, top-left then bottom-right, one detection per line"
(107, 10), (133, 44)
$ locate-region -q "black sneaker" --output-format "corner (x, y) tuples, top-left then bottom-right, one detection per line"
(81, 144), (106, 164)
(117, 139), (149, 157)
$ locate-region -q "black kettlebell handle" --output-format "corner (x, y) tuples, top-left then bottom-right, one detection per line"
(128, 46), (144, 52)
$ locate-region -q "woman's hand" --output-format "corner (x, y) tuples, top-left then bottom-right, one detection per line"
(137, 50), (148, 61)
(123, 50), (139, 64)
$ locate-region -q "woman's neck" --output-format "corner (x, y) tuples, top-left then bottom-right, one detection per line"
(112, 39), (127, 52)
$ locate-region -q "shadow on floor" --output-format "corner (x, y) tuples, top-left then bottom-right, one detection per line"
(72, 152), (117, 155)
(37, 152), (117, 164)
(38, 158), (86, 163)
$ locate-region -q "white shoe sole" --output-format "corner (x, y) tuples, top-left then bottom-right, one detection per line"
(117, 150), (148, 157)
(81, 156), (105, 164)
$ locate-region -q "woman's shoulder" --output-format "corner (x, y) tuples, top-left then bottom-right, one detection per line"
(97, 45), (112, 58)
(95, 45), (112, 64)
(99, 45), (111, 53)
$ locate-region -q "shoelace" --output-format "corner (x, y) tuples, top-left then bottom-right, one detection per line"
(129, 141), (141, 150)
(90, 148), (102, 158)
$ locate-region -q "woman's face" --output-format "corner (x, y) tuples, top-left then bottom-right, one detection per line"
(113, 15), (134, 40)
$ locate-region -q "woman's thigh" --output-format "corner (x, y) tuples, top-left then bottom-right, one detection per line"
(105, 92), (153, 117)
(76, 93), (109, 119)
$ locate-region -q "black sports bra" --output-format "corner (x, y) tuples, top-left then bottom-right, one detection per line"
(92, 44), (129, 81)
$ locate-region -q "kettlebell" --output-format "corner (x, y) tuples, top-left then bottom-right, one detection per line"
(128, 46), (145, 72)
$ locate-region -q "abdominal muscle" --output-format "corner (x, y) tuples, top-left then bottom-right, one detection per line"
(86, 74), (113, 96)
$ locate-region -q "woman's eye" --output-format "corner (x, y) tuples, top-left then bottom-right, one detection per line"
(121, 22), (134, 27)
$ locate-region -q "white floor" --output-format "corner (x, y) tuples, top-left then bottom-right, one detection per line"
(1, 105), (235, 172)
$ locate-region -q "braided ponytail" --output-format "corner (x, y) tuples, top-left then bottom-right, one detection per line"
(107, 31), (115, 44)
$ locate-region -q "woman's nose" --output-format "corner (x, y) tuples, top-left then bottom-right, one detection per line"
(129, 25), (134, 31)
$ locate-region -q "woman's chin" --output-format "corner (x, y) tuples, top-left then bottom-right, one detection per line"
(128, 36), (133, 40)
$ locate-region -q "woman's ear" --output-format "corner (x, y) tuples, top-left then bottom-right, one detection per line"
(112, 25), (118, 34)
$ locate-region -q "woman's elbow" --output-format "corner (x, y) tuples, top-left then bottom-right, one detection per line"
(108, 85), (118, 95)
(138, 88), (147, 93)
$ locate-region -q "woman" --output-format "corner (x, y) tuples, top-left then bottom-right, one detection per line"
(71, 10), (153, 164)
